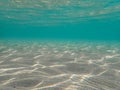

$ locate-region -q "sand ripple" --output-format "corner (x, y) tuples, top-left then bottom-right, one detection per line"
(0, 41), (120, 90)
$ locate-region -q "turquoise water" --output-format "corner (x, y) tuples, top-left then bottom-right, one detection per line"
(0, 1), (120, 90)
(0, 0), (120, 40)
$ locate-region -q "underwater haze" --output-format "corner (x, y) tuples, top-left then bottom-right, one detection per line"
(0, 0), (120, 40)
(0, 0), (120, 90)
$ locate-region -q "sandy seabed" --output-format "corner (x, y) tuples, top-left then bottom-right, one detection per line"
(0, 40), (120, 90)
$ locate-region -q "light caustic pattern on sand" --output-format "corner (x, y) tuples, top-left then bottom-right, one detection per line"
(0, 41), (120, 90)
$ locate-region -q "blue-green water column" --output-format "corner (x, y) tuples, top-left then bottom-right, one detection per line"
(0, 20), (120, 40)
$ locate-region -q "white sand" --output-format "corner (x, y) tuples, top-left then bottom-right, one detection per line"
(0, 41), (120, 90)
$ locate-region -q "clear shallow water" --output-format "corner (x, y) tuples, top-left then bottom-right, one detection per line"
(0, 0), (120, 40)
(0, 40), (120, 90)
(0, 0), (120, 25)
(0, 0), (120, 90)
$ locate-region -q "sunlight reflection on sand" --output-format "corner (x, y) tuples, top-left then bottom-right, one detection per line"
(0, 40), (120, 90)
